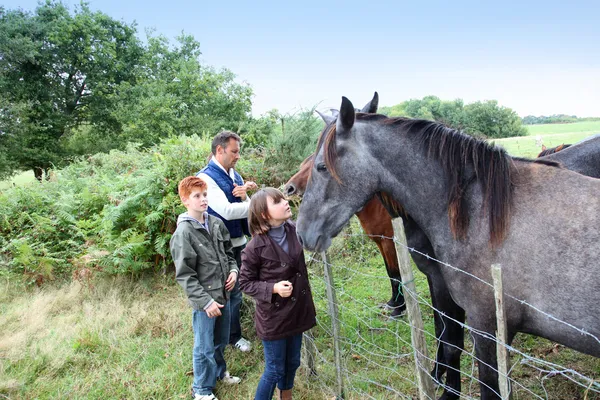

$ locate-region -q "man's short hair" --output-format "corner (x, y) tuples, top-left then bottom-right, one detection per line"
(178, 176), (208, 202)
(211, 131), (242, 155)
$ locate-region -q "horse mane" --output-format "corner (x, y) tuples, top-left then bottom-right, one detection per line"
(393, 118), (514, 247)
(537, 143), (571, 157)
(319, 114), (514, 247)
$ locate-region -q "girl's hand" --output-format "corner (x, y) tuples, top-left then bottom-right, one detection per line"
(225, 271), (237, 291)
(273, 280), (293, 297)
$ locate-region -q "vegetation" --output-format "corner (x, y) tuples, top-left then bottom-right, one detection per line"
(0, 135), (212, 285)
(2, 226), (598, 399)
(379, 95), (527, 138)
(0, 2), (252, 181)
(1, 2), (599, 398)
(522, 115), (600, 125)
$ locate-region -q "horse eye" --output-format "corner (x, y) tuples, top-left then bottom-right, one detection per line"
(316, 163), (327, 172)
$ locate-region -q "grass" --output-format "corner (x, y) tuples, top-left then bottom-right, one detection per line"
(0, 170), (37, 192)
(526, 120), (600, 136)
(1, 120), (599, 399)
(492, 121), (600, 158)
(2, 219), (599, 399)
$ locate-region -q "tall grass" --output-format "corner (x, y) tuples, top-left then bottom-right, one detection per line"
(2, 220), (598, 399)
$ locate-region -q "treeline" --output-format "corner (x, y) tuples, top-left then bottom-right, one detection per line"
(521, 115), (600, 125)
(2, 1), (555, 186)
(379, 96), (527, 139)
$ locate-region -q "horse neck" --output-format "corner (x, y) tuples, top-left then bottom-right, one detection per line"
(365, 129), (455, 242)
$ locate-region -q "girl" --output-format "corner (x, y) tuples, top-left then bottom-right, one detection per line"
(239, 188), (316, 400)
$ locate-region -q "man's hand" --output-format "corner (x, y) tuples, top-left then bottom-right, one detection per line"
(206, 301), (224, 318)
(225, 271), (237, 291)
(244, 181), (258, 191)
(273, 280), (293, 297)
(232, 181), (257, 200)
(232, 183), (248, 200)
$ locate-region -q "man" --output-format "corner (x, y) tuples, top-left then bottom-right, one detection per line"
(197, 131), (257, 352)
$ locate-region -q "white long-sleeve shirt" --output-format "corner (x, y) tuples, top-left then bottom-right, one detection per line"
(197, 156), (250, 248)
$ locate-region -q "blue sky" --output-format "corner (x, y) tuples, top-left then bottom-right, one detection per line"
(5, 0), (600, 117)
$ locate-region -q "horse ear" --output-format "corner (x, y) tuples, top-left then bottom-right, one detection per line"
(315, 110), (336, 125)
(337, 96), (355, 133)
(329, 108), (339, 118)
(359, 91), (379, 113)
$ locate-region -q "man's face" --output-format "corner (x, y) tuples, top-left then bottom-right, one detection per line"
(216, 139), (241, 171)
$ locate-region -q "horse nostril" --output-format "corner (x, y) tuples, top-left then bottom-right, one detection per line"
(285, 183), (296, 196)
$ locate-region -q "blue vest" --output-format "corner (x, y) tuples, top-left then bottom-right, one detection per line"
(198, 160), (250, 239)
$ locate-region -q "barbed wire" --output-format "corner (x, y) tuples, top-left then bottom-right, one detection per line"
(299, 228), (600, 399)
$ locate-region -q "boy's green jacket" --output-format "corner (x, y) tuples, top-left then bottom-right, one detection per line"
(170, 214), (239, 310)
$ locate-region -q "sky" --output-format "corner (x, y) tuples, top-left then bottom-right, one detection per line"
(5, 0), (600, 117)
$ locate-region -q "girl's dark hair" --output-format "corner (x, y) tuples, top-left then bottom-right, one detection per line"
(248, 187), (286, 236)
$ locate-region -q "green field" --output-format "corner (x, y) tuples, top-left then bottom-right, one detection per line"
(493, 121), (600, 158)
(526, 120), (600, 136)
(2, 221), (599, 399)
(0, 170), (36, 192)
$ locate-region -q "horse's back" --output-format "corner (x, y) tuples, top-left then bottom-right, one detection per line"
(499, 163), (600, 354)
(541, 134), (600, 178)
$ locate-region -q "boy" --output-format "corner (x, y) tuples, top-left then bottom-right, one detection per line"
(170, 176), (242, 400)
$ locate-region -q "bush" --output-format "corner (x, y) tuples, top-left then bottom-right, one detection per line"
(0, 135), (212, 283)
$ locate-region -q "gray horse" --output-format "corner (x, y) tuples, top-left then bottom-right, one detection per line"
(297, 96), (600, 399)
(538, 133), (600, 178)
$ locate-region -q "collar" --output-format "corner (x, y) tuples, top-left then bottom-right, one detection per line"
(210, 156), (235, 179)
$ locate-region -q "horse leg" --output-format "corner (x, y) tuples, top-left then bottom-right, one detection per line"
(470, 321), (501, 400)
(437, 306), (466, 400)
(380, 237), (406, 317)
(428, 276), (447, 382)
(426, 273), (466, 400)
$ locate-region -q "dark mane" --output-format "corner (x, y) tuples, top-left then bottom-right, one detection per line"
(321, 114), (515, 247)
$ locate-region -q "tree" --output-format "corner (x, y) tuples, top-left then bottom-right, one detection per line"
(381, 96), (526, 139)
(463, 100), (527, 138)
(0, 1), (144, 180)
(96, 33), (253, 148)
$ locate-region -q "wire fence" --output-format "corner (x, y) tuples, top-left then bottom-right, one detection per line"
(299, 216), (600, 400)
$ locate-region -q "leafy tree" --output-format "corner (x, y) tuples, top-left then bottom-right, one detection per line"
(381, 96), (526, 138)
(0, 1), (144, 180)
(102, 33), (253, 148)
(463, 100), (527, 138)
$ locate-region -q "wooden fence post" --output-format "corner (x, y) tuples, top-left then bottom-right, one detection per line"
(321, 251), (345, 399)
(391, 218), (436, 400)
(302, 329), (317, 377)
(492, 264), (511, 399)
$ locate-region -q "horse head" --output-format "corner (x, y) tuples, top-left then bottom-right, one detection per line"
(284, 92), (379, 198)
(296, 96), (382, 252)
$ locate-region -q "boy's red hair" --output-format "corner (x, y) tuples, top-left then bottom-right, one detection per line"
(178, 176), (207, 201)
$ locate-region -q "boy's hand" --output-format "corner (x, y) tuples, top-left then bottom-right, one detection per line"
(273, 280), (293, 297)
(225, 271), (237, 291)
(206, 302), (224, 318)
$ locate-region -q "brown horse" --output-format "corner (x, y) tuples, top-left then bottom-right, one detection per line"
(537, 143), (572, 157)
(285, 154), (406, 317)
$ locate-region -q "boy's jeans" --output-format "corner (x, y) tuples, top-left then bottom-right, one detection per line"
(254, 334), (303, 400)
(192, 302), (231, 395)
